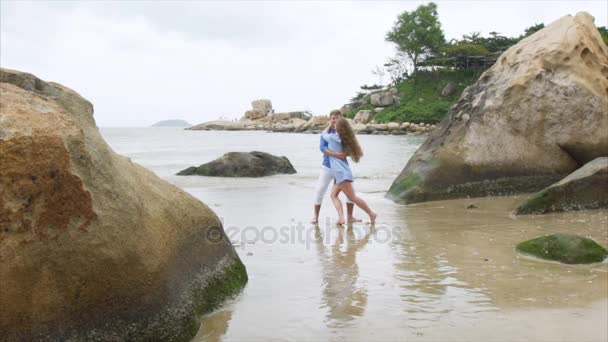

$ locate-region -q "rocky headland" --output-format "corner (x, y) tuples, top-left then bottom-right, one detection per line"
(151, 119), (192, 127)
(386, 12), (608, 205)
(188, 98), (436, 135)
(0, 68), (247, 341)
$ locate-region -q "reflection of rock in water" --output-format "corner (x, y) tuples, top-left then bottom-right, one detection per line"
(391, 232), (495, 331)
(314, 225), (372, 327)
(194, 309), (233, 342)
(388, 195), (608, 330)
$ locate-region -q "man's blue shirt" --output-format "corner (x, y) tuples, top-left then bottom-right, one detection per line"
(320, 128), (335, 168)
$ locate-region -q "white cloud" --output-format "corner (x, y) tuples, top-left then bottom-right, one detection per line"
(1, 1), (606, 126)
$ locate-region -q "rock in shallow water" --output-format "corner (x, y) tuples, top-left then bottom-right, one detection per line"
(0, 68), (247, 341)
(177, 151), (297, 177)
(515, 157), (608, 215)
(386, 12), (608, 205)
(516, 234), (608, 264)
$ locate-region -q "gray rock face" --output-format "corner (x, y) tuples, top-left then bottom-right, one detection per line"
(339, 104), (352, 113)
(272, 111), (309, 121)
(515, 157), (608, 214)
(370, 92), (395, 107)
(244, 109), (267, 120)
(354, 110), (373, 123)
(441, 82), (456, 96)
(177, 151), (297, 177)
(387, 12), (608, 204)
(309, 115), (329, 126)
(0, 68), (247, 341)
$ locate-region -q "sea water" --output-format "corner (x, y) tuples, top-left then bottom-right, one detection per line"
(101, 127), (608, 342)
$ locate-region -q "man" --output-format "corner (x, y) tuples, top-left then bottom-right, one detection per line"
(311, 110), (361, 224)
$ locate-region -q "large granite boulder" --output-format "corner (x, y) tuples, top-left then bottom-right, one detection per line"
(244, 109), (267, 120)
(352, 122), (372, 134)
(339, 104), (352, 113)
(272, 118), (307, 132)
(353, 110), (373, 123)
(516, 234), (608, 264)
(387, 12), (608, 204)
(271, 111), (309, 121)
(177, 151), (296, 177)
(370, 91), (395, 107)
(296, 115), (330, 132)
(441, 82), (456, 97)
(251, 99), (273, 114)
(0, 68), (247, 341)
(310, 115), (329, 126)
(387, 122), (401, 131)
(515, 157), (608, 214)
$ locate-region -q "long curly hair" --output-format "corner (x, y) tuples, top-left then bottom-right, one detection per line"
(336, 118), (363, 162)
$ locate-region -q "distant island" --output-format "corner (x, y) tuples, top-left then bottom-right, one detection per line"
(151, 119), (191, 127)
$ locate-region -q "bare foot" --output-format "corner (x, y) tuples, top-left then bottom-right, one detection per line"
(347, 217), (362, 223)
(311, 218), (319, 224)
(336, 218), (345, 226)
(369, 212), (377, 225)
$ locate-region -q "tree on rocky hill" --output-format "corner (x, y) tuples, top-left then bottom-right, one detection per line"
(384, 51), (410, 84)
(385, 2), (445, 75)
(523, 23), (545, 37)
(598, 26), (608, 45)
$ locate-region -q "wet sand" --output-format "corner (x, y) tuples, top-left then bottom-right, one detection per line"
(101, 128), (608, 342)
(194, 196), (607, 342)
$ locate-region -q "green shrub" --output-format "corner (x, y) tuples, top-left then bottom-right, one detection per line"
(443, 43), (490, 57)
(372, 69), (479, 123)
(343, 68), (481, 124)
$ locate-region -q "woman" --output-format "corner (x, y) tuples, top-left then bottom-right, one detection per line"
(321, 117), (377, 225)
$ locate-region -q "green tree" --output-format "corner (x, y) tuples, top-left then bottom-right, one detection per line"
(384, 51), (410, 84)
(460, 32), (484, 45)
(443, 43), (490, 57)
(598, 26), (608, 45)
(359, 84), (383, 90)
(386, 2), (445, 74)
(523, 23), (545, 37)
(483, 31), (518, 52)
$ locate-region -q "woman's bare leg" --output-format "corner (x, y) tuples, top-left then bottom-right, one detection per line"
(330, 185), (345, 225)
(347, 183), (361, 223)
(346, 203), (362, 223)
(338, 181), (377, 225)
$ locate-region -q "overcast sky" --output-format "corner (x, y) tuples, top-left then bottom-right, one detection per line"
(1, 1), (606, 127)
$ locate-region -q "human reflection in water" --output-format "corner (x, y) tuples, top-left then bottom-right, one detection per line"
(314, 224), (373, 328)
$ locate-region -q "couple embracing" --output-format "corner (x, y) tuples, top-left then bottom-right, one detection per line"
(311, 110), (377, 226)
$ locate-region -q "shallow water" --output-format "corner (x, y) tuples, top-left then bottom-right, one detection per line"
(101, 127), (608, 342)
